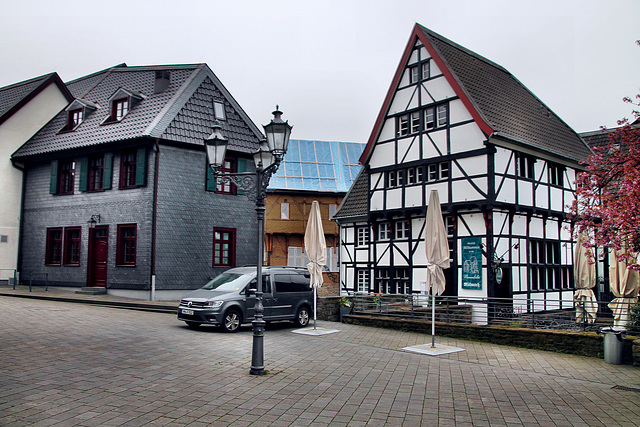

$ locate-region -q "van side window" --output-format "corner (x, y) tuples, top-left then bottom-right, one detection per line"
(245, 275), (271, 294)
(274, 273), (311, 292)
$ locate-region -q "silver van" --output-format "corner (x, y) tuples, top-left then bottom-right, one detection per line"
(177, 266), (314, 332)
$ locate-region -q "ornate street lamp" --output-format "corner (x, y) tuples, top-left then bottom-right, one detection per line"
(204, 106), (292, 376)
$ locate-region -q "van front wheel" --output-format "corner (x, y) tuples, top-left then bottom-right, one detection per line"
(294, 306), (310, 327)
(221, 310), (242, 332)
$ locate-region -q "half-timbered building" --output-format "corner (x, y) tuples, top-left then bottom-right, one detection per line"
(334, 24), (593, 320)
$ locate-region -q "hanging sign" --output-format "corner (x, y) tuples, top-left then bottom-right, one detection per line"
(462, 237), (482, 289)
(495, 267), (503, 284)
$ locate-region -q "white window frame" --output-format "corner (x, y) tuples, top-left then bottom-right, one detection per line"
(356, 226), (369, 247)
(378, 222), (390, 241)
(356, 269), (369, 293)
(437, 104), (448, 127)
(421, 61), (430, 80)
(281, 203), (289, 220)
(214, 101), (226, 120)
(410, 111), (420, 133)
(395, 220), (410, 240)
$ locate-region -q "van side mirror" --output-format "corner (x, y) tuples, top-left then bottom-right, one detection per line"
(246, 288), (257, 296)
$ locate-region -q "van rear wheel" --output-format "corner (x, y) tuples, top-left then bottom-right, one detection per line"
(221, 310), (242, 332)
(294, 306), (310, 327)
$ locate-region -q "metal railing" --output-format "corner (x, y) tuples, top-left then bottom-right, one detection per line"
(346, 293), (638, 332)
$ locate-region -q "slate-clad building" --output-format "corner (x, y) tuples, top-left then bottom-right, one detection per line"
(12, 64), (264, 300)
(334, 25), (593, 320)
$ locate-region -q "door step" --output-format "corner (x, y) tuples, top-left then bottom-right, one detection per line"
(75, 287), (107, 295)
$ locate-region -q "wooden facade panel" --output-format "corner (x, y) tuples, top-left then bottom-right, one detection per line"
(422, 76), (455, 103)
(535, 184), (549, 210)
(378, 118), (395, 143)
(422, 132), (447, 159)
(405, 186), (422, 208)
(449, 99), (474, 124)
(518, 181), (534, 206)
(450, 123), (486, 153)
(496, 178), (516, 204)
(385, 188), (403, 211)
(398, 136), (420, 163)
(454, 155), (487, 177)
(371, 190), (384, 211)
(369, 141), (395, 169)
(451, 177), (486, 203)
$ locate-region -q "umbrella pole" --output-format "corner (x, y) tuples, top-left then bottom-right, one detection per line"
(314, 287), (317, 330)
(431, 293), (436, 348)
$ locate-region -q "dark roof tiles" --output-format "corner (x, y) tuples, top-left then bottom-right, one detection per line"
(420, 25), (592, 162)
(13, 64), (263, 158)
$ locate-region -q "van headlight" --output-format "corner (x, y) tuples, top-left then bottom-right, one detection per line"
(204, 300), (223, 308)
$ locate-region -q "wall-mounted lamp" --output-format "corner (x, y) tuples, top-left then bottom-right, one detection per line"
(87, 214), (101, 229)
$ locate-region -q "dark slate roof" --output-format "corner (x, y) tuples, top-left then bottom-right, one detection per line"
(12, 64), (263, 159)
(419, 25), (592, 163)
(580, 129), (611, 150)
(268, 140), (365, 192)
(0, 73), (72, 126)
(332, 168), (369, 220)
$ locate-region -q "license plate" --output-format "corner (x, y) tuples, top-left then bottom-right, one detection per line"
(181, 309), (194, 316)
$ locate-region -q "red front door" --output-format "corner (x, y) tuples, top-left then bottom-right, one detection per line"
(87, 226), (108, 287)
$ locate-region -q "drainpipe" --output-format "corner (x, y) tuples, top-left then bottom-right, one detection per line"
(12, 159), (25, 287)
(150, 139), (160, 301)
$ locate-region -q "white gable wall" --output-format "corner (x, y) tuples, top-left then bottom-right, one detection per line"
(0, 83), (69, 275)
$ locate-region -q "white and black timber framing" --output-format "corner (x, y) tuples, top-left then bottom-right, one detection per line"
(333, 24), (593, 322)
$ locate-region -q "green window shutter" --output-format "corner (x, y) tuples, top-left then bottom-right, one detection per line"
(102, 153), (113, 190)
(237, 158), (246, 195)
(135, 147), (147, 186)
(49, 160), (59, 194)
(78, 157), (88, 192)
(206, 163), (217, 192)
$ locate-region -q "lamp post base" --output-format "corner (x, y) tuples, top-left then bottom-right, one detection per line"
(249, 318), (266, 376)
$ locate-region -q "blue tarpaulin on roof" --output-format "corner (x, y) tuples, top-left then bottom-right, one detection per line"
(268, 140), (364, 192)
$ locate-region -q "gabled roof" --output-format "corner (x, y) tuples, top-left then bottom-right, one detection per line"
(12, 63), (264, 159)
(360, 24), (592, 165)
(268, 140), (365, 193)
(0, 73), (73, 126)
(332, 168), (369, 221)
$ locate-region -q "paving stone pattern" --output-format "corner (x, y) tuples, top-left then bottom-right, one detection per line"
(1, 296), (640, 426)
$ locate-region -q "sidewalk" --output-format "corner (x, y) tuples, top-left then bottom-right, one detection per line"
(0, 285), (179, 313)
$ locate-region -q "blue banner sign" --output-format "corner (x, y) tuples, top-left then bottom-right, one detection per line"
(462, 237), (482, 289)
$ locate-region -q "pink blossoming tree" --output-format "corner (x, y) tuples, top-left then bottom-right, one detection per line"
(569, 78), (640, 268)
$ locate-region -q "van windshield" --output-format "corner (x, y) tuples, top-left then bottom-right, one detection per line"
(201, 273), (252, 291)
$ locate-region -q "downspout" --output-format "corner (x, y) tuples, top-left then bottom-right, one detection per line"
(13, 159), (26, 287)
(150, 139), (160, 300)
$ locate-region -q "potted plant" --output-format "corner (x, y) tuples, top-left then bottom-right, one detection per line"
(339, 297), (352, 321)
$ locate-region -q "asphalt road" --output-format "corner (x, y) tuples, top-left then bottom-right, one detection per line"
(1, 296), (640, 426)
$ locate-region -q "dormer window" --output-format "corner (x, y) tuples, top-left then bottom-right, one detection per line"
(102, 88), (144, 124)
(68, 109), (83, 129)
(112, 98), (129, 121)
(60, 99), (98, 132)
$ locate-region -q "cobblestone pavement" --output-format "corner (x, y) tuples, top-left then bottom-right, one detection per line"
(1, 295), (640, 426)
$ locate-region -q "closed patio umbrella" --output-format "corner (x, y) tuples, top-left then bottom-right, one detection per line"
(304, 201), (326, 330)
(425, 190), (450, 347)
(608, 246), (639, 328)
(574, 232), (597, 323)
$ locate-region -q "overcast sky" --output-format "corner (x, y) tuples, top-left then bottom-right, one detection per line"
(2, 0), (638, 143)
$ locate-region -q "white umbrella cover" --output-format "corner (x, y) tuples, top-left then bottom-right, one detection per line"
(608, 246), (639, 328)
(574, 232), (597, 323)
(425, 190), (450, 346)
(304, 200), (326, 329)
